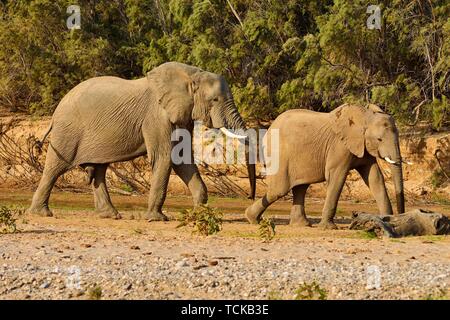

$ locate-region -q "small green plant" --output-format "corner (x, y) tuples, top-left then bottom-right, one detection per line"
(267, 290), (282, 300)
(430, 193), (450, 205)
(359, 230), (378, 239)
(177, 205), (223, 236)
(88, 284), (103, 300)
(120, 183), (134, 193)
(259, 217), (276, 242)
(0, 205), (24, 233)
(294, 281), (327, 300)
(430, 170), (447, 189)
(423, 289), (448, 300)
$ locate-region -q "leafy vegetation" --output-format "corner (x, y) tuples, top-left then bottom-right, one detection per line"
(87, 284), (103, 300)
(359, 230), (379, 239)
(177, 205), (223, 236)
(258, 216), (276, 242)
(423, 288), (449, 300)
(0, 205), (24, 233)
(0, 1), (448, 128)
(294, 281), (328, 300)
(430, 170), (448, 188)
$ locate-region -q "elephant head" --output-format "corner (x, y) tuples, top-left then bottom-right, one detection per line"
(332, 104), (405, 214)
(147, 62), (256, 199)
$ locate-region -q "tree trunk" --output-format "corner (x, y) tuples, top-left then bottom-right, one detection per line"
(350, 209), (450, 238)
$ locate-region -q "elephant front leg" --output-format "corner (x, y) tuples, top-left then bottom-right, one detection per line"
(290, 185), (311, 227)
(245, 192), (284, 224)
(146, 156), (172, 222)
(356, 161), (393, 215)
(91, 164), (121, 219)
(318, 169), (348, 230)
(173, 163), (207, 206)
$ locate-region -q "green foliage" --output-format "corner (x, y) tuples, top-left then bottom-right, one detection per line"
(267, 290), (282, 300)
(423, 288), (449, 300)
(359, 230), (378, 239)
(0, 1), (448, 129)
(87, 284), (102, 300)
(258, 216), (276, 242)
(294, 281), (327, 300)
(177, 205), (223, 236)
(0, 205), (24, 233)
(430, 170), (447, 188)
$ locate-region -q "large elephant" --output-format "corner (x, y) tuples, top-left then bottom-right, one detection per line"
(245, 104), (405, 229)
(27, 62), (256, 220)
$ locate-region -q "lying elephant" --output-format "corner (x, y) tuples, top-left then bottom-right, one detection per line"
(27, 62), (256, 220)
(246, 104), (405, 229)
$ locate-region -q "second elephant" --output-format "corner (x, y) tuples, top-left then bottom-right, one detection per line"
(245, 104), (405, 229)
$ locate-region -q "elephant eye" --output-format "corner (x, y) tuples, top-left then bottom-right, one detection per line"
(377, 138), (382, 142)
(212, 97), (219, 102)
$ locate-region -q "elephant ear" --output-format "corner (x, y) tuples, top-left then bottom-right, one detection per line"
(367, 103), (385, 114)
(331, 104), (367, 158)
(147, 63), (200, 126)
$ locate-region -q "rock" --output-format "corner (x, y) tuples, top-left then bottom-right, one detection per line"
(124, 283), (132, 290)
(208, 260), (218, 266)
(176, 259), (189, 268)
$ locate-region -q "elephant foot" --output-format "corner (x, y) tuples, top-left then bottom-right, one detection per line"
(146, 211), (169, 222)
(317, 220), (338, 230)
(26, 205), (53, 217)
(245, 206), (261, 224)
(290, 217), (311, 227)
(97, 208), (122, 220)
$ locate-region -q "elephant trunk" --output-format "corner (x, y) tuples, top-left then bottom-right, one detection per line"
(223, 100), (256, 200)
(390, 162), (405, 215)
(387, 138), (405, 215)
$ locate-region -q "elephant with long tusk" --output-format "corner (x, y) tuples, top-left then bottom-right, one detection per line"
(245, 104), (406, 230)
(27, 62), (256, 220)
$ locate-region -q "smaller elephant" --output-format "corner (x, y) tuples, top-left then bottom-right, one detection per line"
(245, 104), (405, 229)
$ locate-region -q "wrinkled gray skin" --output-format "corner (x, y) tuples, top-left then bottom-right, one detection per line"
(245, 104), (405, 229)
(27, 62), (256, 220)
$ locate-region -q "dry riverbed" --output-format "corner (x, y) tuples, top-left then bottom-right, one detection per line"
(0, 190), (449, 300)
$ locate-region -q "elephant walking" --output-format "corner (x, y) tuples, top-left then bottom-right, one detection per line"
(245, 104), (405, 229)
(28, 62), (256, 220)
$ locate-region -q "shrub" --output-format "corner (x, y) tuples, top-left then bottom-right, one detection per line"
(0, 205), (24, 233)
(258, 217), (276, 242)
(294, 281), (327, 300)
(177, 205), (223, 236)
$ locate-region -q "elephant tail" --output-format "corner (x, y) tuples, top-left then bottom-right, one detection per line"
(36, 120), (53, 149)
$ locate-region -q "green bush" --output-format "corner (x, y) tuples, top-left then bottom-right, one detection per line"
(258, 216), (276, 242)
(0, 205), (24, 233)
(177, 205), (223, 236)
(294, 281), (327, 300)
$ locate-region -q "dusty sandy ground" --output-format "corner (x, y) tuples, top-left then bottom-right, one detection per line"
(0, 189), (449, 300)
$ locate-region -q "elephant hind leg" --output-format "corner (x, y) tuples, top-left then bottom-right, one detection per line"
(290, 185), (311, 227)
(27, 147), (71, 216)
(91, 164), (121, 219)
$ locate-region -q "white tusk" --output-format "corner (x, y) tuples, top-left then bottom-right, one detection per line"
(220, 127), (247, 139)
(384, 157), (398, 164)
(402, 160), (413, 165)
